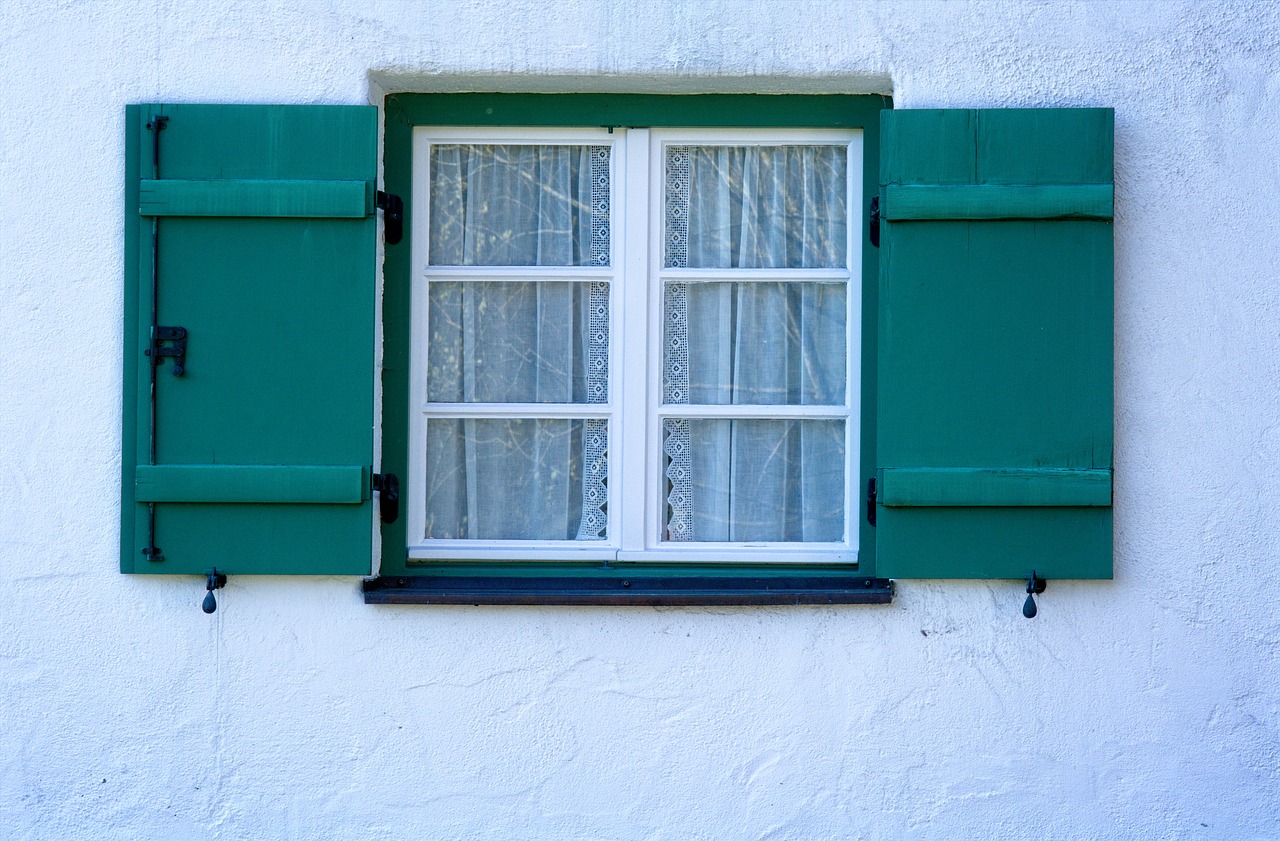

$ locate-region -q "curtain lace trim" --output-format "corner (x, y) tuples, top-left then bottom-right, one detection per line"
(663, 146), (694, 540)
(663, 418), (693, 541)
(590, 145), (610, 267)
(576, 146), (611, 539)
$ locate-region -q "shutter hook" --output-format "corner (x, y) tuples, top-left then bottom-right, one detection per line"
(375, 191), (404, 245)
(372, 473), (400, 524)
(1023, 571), (1046, 618)
(202, 568), (227, 614)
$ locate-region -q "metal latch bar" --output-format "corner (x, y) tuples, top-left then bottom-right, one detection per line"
(145, 325), (187, 376)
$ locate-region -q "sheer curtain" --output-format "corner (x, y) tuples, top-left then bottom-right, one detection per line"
(421, 142), (845, 544)
(424, 144), (609, 540)
(664, 145), (847, 542)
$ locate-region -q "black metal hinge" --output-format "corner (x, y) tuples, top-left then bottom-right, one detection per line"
(869, 195), (881, 248)
(866, 476), (877, 527)
(372, 473), (399, 524)
(145, 325), (187, 376)
(375, 191), (403, 245)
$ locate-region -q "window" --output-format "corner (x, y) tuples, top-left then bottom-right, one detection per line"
(122, 96), (1113, 604)
(407, 127), (861, 564)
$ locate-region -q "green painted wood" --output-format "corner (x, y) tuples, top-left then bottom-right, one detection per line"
(122, 103), (377, 576)
(387, 93), (890, 129)
(883, 184), (1112, 220)
(882, 109), (1113, 186)
(855, 101), (887, 579)
(879, 468), (1111, 507)
(121, 106), (144, 573)
(375, 93), (890, 577)
(881, 109), (975, 186)
(139, 179), (371, 218)
(135, 465), (367, 504)
(377, 100), (414, 578)
(976, 109), (1114, 185)
(877, 108), (1114, 580)
(876, 507), (1112, 579)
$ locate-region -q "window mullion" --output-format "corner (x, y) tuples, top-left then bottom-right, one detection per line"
(618, 128), (651, 555)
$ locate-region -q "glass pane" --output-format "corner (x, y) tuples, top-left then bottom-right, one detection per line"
(428, 281), (608, 404)
(663, 281), (845, 405)
(664, 145), (846, 268)
(429, 144), (610, 266)
(425, 419), (608, 540)
(663, 419), (844, 542)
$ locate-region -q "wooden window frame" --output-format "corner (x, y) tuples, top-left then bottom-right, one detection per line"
(370, 93), (893, 604)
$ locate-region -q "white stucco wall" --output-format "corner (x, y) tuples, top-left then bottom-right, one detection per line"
(2, 1), (1278, 838)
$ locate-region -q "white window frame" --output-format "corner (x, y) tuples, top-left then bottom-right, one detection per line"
(407, 125), (862, 563)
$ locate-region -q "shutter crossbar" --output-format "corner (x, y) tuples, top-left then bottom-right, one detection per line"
(884, 184), (1113, 220)
(879, 467), (1111, 507)
(139, 179), (371, 218)
(136, 465), (368, 504)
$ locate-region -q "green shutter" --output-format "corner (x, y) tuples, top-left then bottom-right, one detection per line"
(122, 104), (377, 575)
(876, 109), (1113, 579)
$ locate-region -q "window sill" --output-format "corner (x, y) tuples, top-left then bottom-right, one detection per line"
(363, 566), (893, 606)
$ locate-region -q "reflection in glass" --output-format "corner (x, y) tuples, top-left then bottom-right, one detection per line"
(430, 144), (610, 267)
(428, 281), (609, 404)
(665, 145), (846, 269)
(663, 419), (844, 543)
(663, 281), (845, 406)
(425, 419), (607, 540)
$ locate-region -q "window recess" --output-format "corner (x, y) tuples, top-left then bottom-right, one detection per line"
(363, 94), (891, 603)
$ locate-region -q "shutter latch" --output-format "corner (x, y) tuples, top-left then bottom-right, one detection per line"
(375, 191), (404, 245)
(1022, 571), (1046, 619)
(373, 473), (400, 524)
(145, 325), (188, 376)
(202, 568), (227, 614)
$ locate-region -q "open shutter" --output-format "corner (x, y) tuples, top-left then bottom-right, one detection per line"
(876, 109), (1113, 579)
(122, 104), (378, 575)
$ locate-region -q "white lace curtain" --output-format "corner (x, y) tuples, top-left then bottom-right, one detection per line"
(422, 142), (848, 543)
(424, 145), (609, 540)
(664, 145), (847, 542)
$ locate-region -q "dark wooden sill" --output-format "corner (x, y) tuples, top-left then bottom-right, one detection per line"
(363, 573), (893, 606)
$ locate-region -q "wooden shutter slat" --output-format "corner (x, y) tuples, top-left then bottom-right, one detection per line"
(139, 179), (372, 218)
(879, 468), (1111, 508)
(883, 184), (1113, 220)
(135, 465), (368, 504)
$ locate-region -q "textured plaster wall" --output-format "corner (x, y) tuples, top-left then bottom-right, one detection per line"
(1, 1), (1278, 838)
